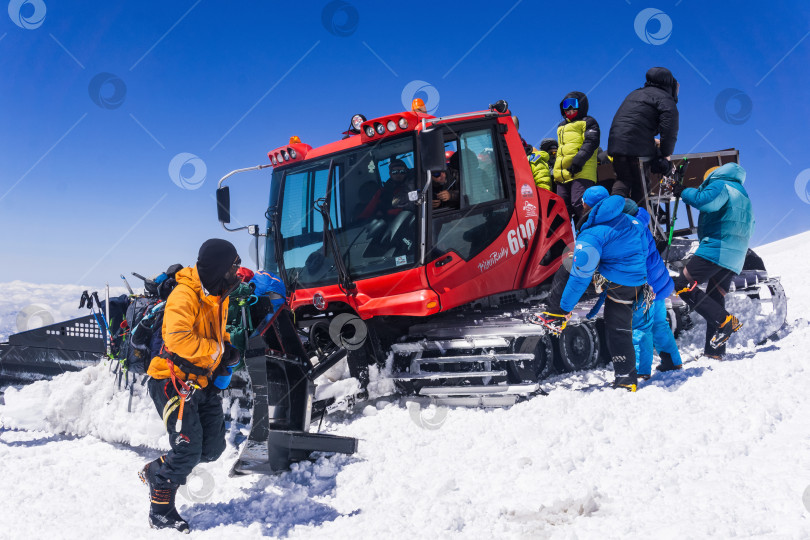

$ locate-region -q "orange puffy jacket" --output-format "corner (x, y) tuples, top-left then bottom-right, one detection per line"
(146, 265), (230, 388)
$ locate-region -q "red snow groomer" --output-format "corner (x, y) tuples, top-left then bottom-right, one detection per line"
(216, 100), (786, 415)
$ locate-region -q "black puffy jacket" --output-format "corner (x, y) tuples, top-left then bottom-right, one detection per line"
(607, 67), (679, 158)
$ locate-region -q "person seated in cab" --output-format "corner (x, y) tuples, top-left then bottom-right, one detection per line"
(359, 158), (415, 218)
(432, 166), (459, 210)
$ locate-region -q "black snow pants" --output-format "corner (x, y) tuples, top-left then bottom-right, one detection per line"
(555, 178), (594, 224)
(673, 255), (736, 356)
(611, 155), (647, 208)
(603, 283), (641, 385)
(545, 268), (639, 385)
(147, 377), (226, 487)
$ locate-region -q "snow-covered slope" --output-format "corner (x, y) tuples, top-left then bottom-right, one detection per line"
(1, 234), (809, 539)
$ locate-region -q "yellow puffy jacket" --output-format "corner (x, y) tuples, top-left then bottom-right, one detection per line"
(552, 91), (600, 184)
(146, 265), (230, 388)
(553, 118), (600, 183)
(528, 148), (553, 191)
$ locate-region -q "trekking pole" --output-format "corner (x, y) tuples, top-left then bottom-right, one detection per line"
(663, 158), (689, 263)
(105, 284), (112, 358)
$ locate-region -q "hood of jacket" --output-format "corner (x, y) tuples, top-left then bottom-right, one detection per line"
(176, 265), (222, 307)
(701, 162), (746, 189)
(540, 138), (558, 153)
(559, 91), (589, 120)
(581, 194), (626, 230)
(644, 67), (679, 102)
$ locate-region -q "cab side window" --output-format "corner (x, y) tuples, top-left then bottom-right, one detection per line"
(431, 127), (511, 261)
(459, 129), (504, 206)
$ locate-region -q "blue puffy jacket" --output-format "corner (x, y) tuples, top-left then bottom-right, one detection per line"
(680, 163), (754, 274)
(560, 194), (648, 312)
(630, 206), (674, 298)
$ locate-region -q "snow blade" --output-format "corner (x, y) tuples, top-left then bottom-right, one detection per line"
(231, 307), (357, 475)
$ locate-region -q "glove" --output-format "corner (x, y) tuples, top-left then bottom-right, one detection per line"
(529, 311), (571, 336)
(222, 342), (241, 368)
(568, 162), (583, 177)
(213, 365), (233, 390)
(672, 183), (686, 198)
(650, 156), (672, 175)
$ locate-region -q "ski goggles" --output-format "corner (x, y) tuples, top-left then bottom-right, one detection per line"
(561, 97), (579, 110)
(390, 168), (407, 175)
(431, 170), (446, 177)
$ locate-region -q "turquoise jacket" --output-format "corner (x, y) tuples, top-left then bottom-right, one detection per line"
(680, 163), (754, 274)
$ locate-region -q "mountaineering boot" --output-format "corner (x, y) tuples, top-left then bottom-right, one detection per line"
(655, 352), (682, 372)
(138, 456), (165, 489)
(710, 315), (743, 349)
(612, 381), (637, 392)
(149, 484), (190, 533)
(140, 457), (190, 533)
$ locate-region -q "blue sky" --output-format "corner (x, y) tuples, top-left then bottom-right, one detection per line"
(2, 0), (809, 286)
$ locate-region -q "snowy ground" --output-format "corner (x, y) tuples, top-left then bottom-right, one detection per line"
(1, 233), (810, 539)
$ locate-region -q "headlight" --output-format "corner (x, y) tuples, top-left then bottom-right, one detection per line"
(351, 114), (366, 132)
(288, 147), (296, 159)
(375, 122), (385, 135)
(364, 125), (375, 137)
(387, 120), (396, 132)
(398, 117), (408, 129)
(271, 156), (277, 165)
(282, 150), (289, 161)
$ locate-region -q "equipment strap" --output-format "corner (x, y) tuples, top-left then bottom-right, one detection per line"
(158, 348), (209, 377)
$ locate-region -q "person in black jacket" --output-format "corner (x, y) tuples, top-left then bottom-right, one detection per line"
(607, 67), (680, 206)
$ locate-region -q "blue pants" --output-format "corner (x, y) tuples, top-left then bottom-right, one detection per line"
(632, 298), (682, 375)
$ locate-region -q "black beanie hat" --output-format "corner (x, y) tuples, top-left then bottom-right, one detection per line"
(197, 238), (238, 295)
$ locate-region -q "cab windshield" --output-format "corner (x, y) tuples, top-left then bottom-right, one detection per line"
(272, 135), (419, 290)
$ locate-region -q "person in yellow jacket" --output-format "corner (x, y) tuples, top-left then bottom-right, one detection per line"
(552, 91), (601, 222)
(527, 138), (558, 191)
(139, 239), (242, 533)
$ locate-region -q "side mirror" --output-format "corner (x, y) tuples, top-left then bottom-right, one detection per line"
(419, 128), (445, 172)
(216, 186), (231, 224)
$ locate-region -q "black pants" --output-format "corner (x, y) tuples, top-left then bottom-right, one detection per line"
(604, 283), (641, 385)
(555, 178), (594, 223)
(545, 267), (639, 384)
(673, 256), (735, 355)
(147, 377), (226, 487)
(611, 155), (647, 207)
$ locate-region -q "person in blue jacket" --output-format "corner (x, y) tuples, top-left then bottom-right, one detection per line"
(535, 185), (648, 391)
(624, 200), (682, 377)
(672, 162), (754, 354)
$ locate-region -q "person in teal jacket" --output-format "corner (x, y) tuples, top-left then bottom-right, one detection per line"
(535, 186), (648, 391)
(672, 162), (754, 355)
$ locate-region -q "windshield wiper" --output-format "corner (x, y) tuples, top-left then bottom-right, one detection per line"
(315, 159), (356, 293)
(265, 204), (295, 291)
